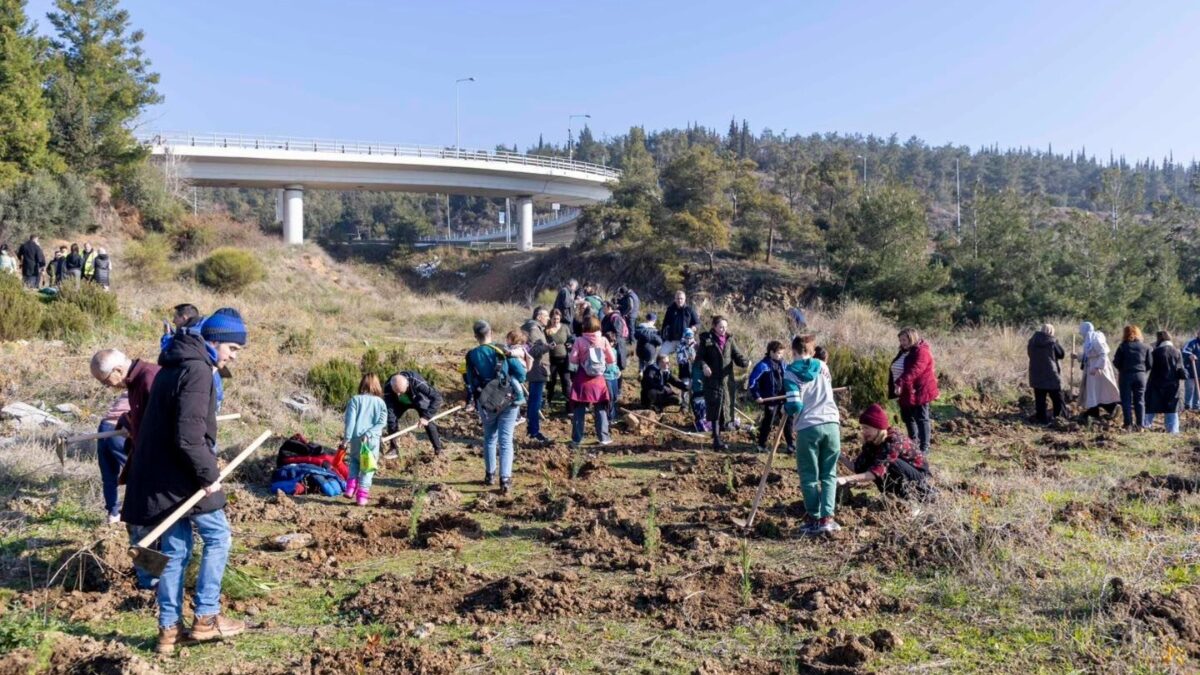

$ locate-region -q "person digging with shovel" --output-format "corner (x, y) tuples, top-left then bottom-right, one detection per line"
(122, 307), (249, 655)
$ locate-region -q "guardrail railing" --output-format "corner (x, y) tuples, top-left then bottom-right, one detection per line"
(138, 132), (621, 180)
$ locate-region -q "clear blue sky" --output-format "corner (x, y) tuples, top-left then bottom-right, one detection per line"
(26, 0), (1200, 162)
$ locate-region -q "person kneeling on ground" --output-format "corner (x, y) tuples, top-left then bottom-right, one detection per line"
(122, 307), (248, 655)
(784, 334), (842, 536)
(640, 353), (685, 411)
(838, 404), (933, 500)
(383, 371), (445, 457)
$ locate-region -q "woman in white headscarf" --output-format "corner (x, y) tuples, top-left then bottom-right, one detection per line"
(1077, 322), (1120, 419)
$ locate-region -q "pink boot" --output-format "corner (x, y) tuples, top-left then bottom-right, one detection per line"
(343, 478), (358, 499)
(355, 486), (369, 506)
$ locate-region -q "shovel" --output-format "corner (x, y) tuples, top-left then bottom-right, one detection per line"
(129, 430), (271, 577)
(731, 417), (788, 530)
(380, 406), (463, 443)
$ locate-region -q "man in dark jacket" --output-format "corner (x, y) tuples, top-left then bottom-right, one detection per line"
(640, 354), (685, 411)
(122, 308), (248, 654)
(48, 246), (67, 286)
(553, 279), (579, 328)
(521, 307), (553, 443)
(1027, 324), (1066, 424)
(17, 234), (44, 288)
(660, 290), (700, 357)
(384, 371), (446, 456)
(748, 341), (796, 454)
(634, 312), (663, 375)
(616, 286), (640, 341)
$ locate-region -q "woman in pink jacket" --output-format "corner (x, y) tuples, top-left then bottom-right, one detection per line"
(570, 316), (616, 448)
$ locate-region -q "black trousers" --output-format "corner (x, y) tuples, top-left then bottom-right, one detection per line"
(388, 404), (442, 451)
(1119, 374), (1147, 428)
(641, 388), (681, 411)
(1033, 388), (1065, 423)
(899, 403), (932, 453)
(853, 454), (932, 500)
(756, 405), (795, 449)
(547, 355), (571, 404)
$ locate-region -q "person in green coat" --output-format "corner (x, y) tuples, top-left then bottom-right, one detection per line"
(697, 315), (749, 450)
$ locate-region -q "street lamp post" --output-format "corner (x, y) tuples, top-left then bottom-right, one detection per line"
(955, 158), (962, 238)
(455, 77), (475, 150)
(856, 155), (867, 187)
(568, 114), (591, 160)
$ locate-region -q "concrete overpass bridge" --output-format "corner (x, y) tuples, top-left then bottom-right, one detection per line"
(140, 132), (617, 250)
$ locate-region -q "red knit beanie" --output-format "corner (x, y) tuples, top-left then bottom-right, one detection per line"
(859, 404), (889, 431)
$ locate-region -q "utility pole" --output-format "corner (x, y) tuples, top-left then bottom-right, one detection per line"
(568, 113), (591, 161)
(454, 77), (475, 151)
(856, 155), (867, 188)
(955, 158), (961, 238)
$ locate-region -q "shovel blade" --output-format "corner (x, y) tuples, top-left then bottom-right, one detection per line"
(129, 546), (169, 578)
(730, 516), (750, 529)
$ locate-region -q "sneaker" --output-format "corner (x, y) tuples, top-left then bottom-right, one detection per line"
(784, 446), (796, 456)
(157, 624), (186, 655)
(755, 445), (767, 454)
(483, 472), (496, 486)
(531, 433), (551, 444)
(799, 516), (821, 536)
(499, 478), (512, 495)
(106, 514), (121, 526)
(599, 438), (614, 446)
(516, 417), (527, 426)
(188, 614), (245, 642)
(816, 518), (842, 534)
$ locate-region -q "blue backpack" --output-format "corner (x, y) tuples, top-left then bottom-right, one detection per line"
(270, 463), (347, 497)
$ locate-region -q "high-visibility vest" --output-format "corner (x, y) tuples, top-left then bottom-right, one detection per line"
(82, 250), (98, 277)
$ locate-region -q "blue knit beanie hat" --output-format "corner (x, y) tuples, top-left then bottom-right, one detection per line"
(201, 307), (248, 345)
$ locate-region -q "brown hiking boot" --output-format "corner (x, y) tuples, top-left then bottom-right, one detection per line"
(157, 624), (185, 655)
(189, 614), (245, 642)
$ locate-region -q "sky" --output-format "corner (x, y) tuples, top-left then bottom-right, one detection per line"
(25, 0), (1200, 162)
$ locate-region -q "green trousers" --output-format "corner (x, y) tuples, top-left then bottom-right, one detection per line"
(795, 422), (841, 519)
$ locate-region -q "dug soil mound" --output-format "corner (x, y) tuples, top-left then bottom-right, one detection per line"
(1109, 578), (1200, 658)
(49, 527), (134, 592)
(458, 569), (628, 624)
(0, 633), (162, 675)
(1118, 472), (1200, 502)
(792, 628), (901, 674)
(415, 512), (484, 550)
(283, 640), (466, 674)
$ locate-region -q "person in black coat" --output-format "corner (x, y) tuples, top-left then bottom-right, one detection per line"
(1145, 330), (1187, 434)
(383, 371), (445, 456)
(697, 315), (749, 450)
(1112, 325), (1153, 430)
(64, 243), (84, 282)
(17, 234), (45, 288)
(640, 354), (685, 411)
(1027, 324), (1066, 423)
(553, 279), (579, 329)
(660, 290), (700, 354)
(93, 248), (112, 290)
(122, 308), (248, 653)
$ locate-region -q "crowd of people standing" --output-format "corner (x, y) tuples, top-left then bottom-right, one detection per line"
(2, 233), (113, 290)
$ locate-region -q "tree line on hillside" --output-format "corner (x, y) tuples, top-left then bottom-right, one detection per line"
(577, 126), (1200, 332)
(0, 0), (174, 243)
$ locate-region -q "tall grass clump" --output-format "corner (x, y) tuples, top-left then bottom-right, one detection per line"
(38, 303), (91, 342)
(55, 281), (118, 325)
(824, 344), (892, 410)
(196, 247), (266, 293)
(123, 233), (174, 285)
(360, 346), (440, 387)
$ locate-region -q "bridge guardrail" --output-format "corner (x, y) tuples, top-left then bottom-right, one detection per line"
(138, 132), (621, 180)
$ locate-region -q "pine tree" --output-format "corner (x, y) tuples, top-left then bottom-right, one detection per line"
(0, 0), (56, 184)
(46, 0), (161, 177)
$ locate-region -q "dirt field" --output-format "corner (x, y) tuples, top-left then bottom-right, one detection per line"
(1, 241), (1198, 673)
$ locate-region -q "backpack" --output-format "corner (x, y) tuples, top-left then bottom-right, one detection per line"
(584, 345), (607, 377)
(477, 345), (516, 414)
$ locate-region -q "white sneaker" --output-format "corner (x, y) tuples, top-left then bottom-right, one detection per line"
(599, 438), (614, 446)
(107, 514), (121, 525)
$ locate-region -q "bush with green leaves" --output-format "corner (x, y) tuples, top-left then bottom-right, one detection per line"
(117, 162), (185, 231)
(279, 328), (314, 356)
(123, 233), (173, 285)
(196, 247), (266, 293)
(360, 346), (440, 388)
(824, 344), (892, 411)
(55, 281), (118, 325)
(305, 358), (361, 407)
(167, 217), (215, 256)
(0, 274), (43, 341)
(39, 302), (91, 341)
(0, 171), (92, 243)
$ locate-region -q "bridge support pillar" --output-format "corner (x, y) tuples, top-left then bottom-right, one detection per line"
(283, 186), (304, 245)
(274, 189), (284, 226)
(517, 196), (534, 252)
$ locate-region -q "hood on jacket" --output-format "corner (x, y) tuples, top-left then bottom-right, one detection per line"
(159, 330), (215, 369)
(787, 358), (822, 383)
(578, 331), (604, 344)
(1079, 321), (1094, 341)
(521, 318), (544, 335)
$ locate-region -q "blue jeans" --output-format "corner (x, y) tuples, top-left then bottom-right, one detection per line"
(1187, 379), (1200, 410)
(1144, 413), (1180, 434)
(155, 509), (231, 629)
(527, 381), (545, 437)
(96, 421), (127, 517)
(125, 524), (160, 590)
(571, 402), (611, 445)
(481, 405), (519, 480)
(606, 379), (621, 420)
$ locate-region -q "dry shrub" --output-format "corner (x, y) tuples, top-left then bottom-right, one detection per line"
(167, 217), (215, 256)
(55, 281), (118, 325)
(196, 247), (266, 293)
(0, 274), (43, 340)
(123, 233), (173, 285)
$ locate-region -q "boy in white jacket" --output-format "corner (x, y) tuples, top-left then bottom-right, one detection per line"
(783, 334), (842, 535)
